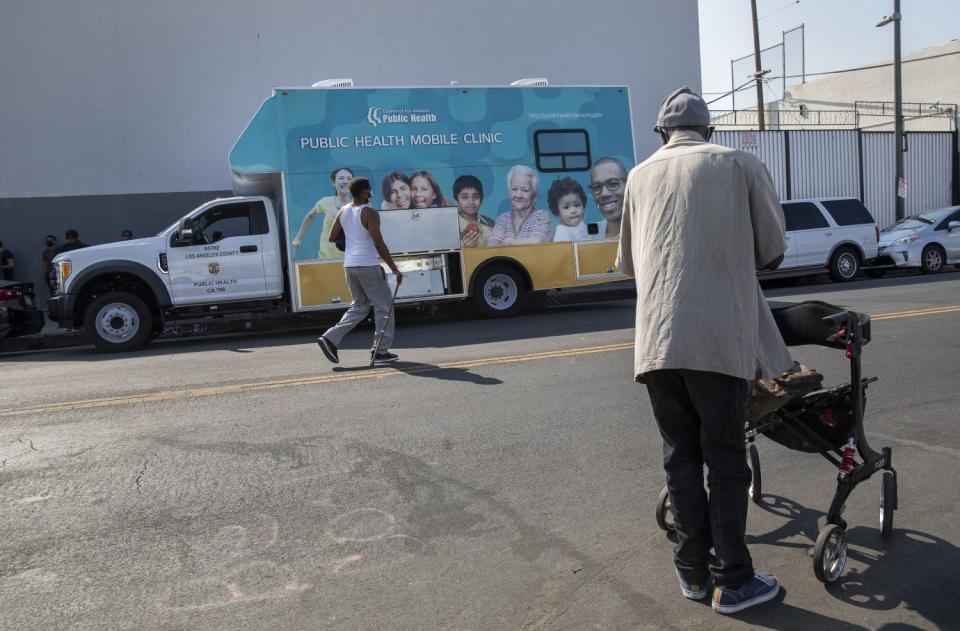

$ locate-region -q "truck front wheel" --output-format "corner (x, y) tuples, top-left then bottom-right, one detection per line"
(83, 291), (154, 352)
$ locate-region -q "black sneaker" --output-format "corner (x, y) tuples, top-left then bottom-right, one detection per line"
(317, 336), (339, 363)
(372, 351), (399, 366)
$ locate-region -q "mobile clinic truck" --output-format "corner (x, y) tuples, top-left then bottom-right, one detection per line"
(48, 81), (636, 351)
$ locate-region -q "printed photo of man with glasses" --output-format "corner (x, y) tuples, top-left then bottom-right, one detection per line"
(589, 157), (628, 239)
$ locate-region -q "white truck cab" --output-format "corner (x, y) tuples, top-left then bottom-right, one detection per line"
(49, 196), (287, 350)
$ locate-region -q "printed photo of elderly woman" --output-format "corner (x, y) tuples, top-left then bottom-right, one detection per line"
(488, 165), (552, 245)
(453, 175), (494, 248)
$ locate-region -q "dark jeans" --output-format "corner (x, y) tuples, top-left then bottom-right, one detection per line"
(645, 369), (754, 588)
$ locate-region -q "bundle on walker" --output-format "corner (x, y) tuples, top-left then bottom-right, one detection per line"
(655, 300), (898, 585)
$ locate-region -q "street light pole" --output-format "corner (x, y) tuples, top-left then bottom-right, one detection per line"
(750, 0), (766, 130)
(878, 0), (904, 220)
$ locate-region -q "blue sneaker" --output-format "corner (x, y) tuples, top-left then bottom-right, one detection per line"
(676, 568), (709, 600)
(712, 572), (779, 614)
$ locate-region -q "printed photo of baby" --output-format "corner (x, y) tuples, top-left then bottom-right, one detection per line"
(547, 177), (592, 242)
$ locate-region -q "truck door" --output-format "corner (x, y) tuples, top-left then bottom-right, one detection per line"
(166, 200), (270, 304)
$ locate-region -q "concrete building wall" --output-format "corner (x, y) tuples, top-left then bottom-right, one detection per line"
(779, 39), (960, 132)
(0, 0), (700, 292)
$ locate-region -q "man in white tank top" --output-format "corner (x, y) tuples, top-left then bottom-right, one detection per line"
(317, 177), (404, 365)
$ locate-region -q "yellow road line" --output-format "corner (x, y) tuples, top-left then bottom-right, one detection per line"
(3, 305), (958, 418)
(1, 342), (634, 418)
(871, 304), (960, 320)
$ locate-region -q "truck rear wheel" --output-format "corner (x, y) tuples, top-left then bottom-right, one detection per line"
(472, 264), (526, 318)
(83, 291), (154, 352)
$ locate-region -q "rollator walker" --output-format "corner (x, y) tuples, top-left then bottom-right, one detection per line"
(654, 300), (898, 584)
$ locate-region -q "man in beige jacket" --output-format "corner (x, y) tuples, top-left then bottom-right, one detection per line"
(617, 87), (791, 614)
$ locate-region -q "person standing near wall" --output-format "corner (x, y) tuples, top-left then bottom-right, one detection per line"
(42, 234), (58, 294)
(617, 87), (791, 615)
(0, 240), (15, 281)
(57, 229), (89, 253)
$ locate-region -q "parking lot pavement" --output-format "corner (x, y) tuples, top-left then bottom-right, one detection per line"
(0, 274), (958, 630)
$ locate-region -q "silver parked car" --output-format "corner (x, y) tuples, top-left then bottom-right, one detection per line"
(869, 206), (960, 275)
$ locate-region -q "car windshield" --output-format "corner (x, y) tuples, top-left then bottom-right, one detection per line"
(883, 209), (950, 232)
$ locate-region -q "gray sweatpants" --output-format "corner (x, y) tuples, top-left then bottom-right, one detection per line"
(322, 265), (395, 352)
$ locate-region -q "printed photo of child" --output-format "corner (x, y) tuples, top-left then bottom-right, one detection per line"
(453, 175), (494, 248)
(547, 177), (591, 242)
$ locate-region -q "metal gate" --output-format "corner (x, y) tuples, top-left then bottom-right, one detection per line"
(713, 129), (957, 228)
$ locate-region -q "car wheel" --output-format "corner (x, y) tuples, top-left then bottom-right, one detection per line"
(83, 291), (154, 352)
(828, 247), (860, 282)
(920, 244), (945, 274)
(472, 264), (526, 318)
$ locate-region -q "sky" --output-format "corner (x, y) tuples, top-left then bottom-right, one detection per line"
(698, 0), (960, 110)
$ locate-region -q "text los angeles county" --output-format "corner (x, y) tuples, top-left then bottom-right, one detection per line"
(300, 132), (504, 150)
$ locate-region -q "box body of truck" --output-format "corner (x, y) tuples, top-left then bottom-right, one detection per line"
(230, 84), (635, 313)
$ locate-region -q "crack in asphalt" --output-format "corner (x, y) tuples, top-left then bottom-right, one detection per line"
(135, 459), (149, 492)
(16, 436), (38, 451)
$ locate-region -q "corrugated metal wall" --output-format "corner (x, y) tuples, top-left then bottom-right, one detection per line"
(713, 131), (788, 198)
(903, 133), (954, 217)
(715, 129), (956, 229)
(862, 133), (954, 228)
(861, 133), (896, 227)
(788, 131), (861, 200)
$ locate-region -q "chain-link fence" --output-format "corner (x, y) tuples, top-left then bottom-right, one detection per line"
(730, 24), (805, 110)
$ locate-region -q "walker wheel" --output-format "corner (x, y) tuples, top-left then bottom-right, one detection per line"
(813, 524), (847, 583)
(655, 485), (676, 534)
(880, 470), (897, 539)
(748, 443), (762, 504)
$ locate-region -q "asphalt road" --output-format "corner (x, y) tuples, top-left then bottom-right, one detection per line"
(2, 272), (959, 630)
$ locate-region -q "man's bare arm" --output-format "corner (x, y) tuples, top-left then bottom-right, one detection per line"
(328, 211), (344, 243)
(361, 207), (403, 284)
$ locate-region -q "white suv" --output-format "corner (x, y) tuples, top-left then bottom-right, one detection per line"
(760, 197), (880, 282)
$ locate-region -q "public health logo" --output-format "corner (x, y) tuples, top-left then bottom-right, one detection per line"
(208, 262), (220, 274)
(367, 106), (438, 128)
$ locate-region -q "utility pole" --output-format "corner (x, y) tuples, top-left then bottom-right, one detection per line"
(877, 0), (904, 220)
(750, 0), (766, 130)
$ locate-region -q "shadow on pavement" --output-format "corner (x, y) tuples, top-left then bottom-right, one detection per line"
(763, 267), (960, 299)
(736, 587), (871, 631)
(331, 361), (503, 386)
(744, 493), (958, 630)
(9, 300), (635, 363)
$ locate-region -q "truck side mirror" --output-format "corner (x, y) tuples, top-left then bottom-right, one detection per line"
(178, 218), (197, 244)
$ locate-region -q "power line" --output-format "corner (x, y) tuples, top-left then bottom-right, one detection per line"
(706, 79), (758, 106)
(770, 49), (960, 81)
(759, 0), (801, 20)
